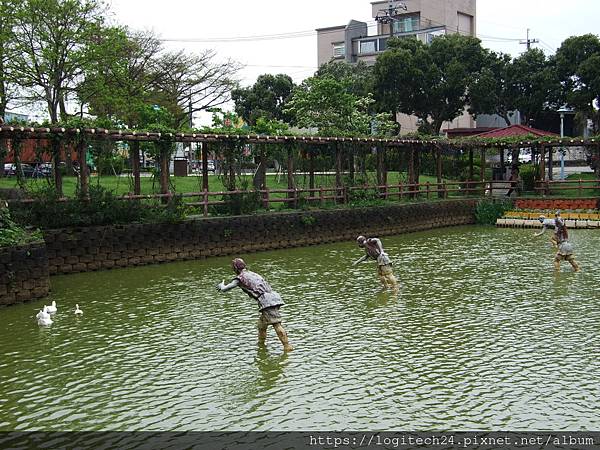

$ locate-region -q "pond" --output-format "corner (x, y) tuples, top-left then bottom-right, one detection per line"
(1, 226), (599, 431)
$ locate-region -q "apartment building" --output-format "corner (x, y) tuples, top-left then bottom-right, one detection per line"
(316, 0), (477, 133)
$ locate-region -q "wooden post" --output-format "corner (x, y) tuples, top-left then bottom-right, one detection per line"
(348, 145), (355, 184)
(77, 141), (89, 198)
(51, 138), (63, 198)
(539, 145), (546, 195)
(408, 146), (415, 186)
(159, 144), (170, 197)
(263, 187), (270, 210)
(414, 147), (421, 197)
(548, 146), (553, 181)
(131, 141), (141, 195)
(376, 145), (388, 198)
(436, 146), (443, 198)
(203, 190), (209, 216)
(253, 144), (266, 190)
(202, 142), (209, 191)
(335, 144), (343, 189)
(287, 144), (295, 206)
(309, 149), (315, 191)
(539, 146), (546, 181)
(468, 149), (474, 189)
(480, 147), (486, 196)
(500, 149), (505, 180)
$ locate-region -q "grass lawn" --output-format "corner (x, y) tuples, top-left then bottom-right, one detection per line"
(0, 172), (451, 198)
(546, 172), (600, 197)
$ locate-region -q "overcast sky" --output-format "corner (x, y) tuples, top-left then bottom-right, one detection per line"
(21, 0), (600, 124)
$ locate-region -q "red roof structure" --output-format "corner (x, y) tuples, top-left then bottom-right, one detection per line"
(473, 124), (558, 138)
(445, 127), (498, 138)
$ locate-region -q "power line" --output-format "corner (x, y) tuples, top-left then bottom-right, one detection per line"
(244, 64), (317, 69)
(519, 28), (539, 51)
(539, 39), (557, 53)
(161, 17), (523, 45)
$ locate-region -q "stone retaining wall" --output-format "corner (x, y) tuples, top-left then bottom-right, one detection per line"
(43, 200), (476, 276)
(0, 243), (49, 306)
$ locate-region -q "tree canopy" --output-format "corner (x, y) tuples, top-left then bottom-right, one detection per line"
(373, 34), (487, 135)
(232, 74), (295, 126)
(555, 34), (600, 132)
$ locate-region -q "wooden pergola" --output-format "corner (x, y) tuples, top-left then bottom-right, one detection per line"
(1, 125), (599, 199)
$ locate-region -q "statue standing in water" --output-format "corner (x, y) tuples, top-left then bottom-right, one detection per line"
(217, 258), (293, 352)
(353, 236), (398, 289)
(533, 213), (560, 247)
(553, 217), (580, 272)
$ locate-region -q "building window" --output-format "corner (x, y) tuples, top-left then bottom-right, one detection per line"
(426, 29), (446, 44)
(333, 43), (345, 58)
(378, 38), (387, 52)
(393, 14), (420, 34)
(359, 39), (377, 54)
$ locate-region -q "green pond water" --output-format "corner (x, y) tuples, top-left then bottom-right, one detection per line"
(1, 226), (599, 431)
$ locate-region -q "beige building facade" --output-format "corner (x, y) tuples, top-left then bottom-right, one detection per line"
(316, 0), (477, 134)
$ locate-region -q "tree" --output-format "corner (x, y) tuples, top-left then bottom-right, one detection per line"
(555, 34), (600, 132)
(0, 0), (19, 117)
(373, 34), (487, 134)
(468, 51), (518, 126)
(10, 0), (106, 123)
(315, 60), (373, 100)
(77, 28), (164, 127)
(232, 73), (295, 126)
(511, 48), (560, 127)
(285, 76), (373, 136)
(151, 49), (241, 129)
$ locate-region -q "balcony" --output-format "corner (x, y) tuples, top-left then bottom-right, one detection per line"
(353, 25), (447, 56)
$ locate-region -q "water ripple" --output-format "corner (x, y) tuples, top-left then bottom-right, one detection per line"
(0, 226), (599, 431)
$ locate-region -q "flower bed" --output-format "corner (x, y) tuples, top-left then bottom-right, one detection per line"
(514, 198), (599, 211)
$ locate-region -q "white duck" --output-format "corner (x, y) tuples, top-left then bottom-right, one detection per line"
(37, 308), (53, 327)
(35, 306), (47, 320)
(46, 300), (57, 315)
(74, 304), (83, 315)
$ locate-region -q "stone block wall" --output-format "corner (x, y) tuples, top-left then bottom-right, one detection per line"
(0, 243), (49, 306)
(43, 200), (476, 276)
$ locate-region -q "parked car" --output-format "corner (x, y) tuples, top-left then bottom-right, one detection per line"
(4, 163), (51, 178)
(3, 163), (33, 177)
(191, 159), (215, 173)
(37, 163), (53, 177)
(4, 163), (15, 176)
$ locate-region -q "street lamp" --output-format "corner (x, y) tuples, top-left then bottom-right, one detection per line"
(557, 106), (574, 180)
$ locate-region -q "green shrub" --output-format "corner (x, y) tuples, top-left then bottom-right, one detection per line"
(0, 206), (42, 247)
(475, 199), (511, 225)
(519, 164), (538, 192)
(211, 190), (262, 216)
(96, 154), (126, 176)
(10, 185), (186, 229)
(348, 186), (380, 203)
(300, 214), (316, 227)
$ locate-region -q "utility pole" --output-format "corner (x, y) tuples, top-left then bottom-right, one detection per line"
(519, 28), (539, 51)
(375, 0), (407, 37)
(188, 94), (193, 129)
